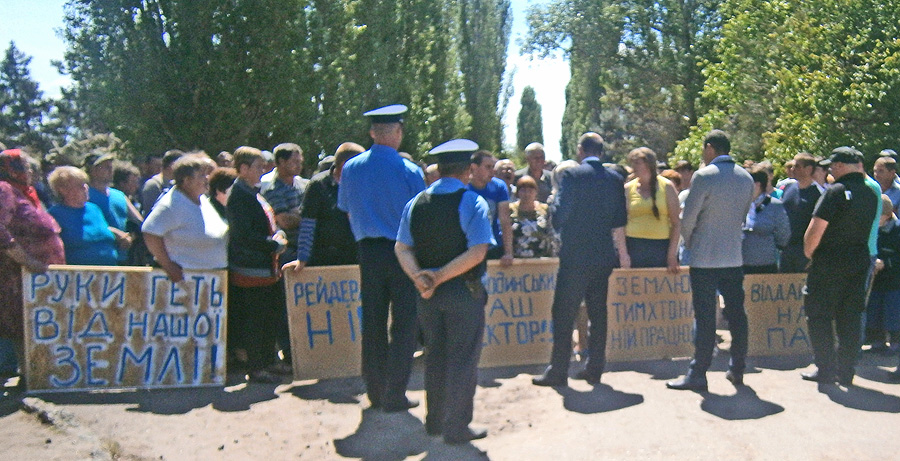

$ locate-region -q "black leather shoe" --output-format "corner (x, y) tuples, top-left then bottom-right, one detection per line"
(800, 369), (836, 384)
(725, 370), (743, 386)
(425, 422), (442, 436)
(666, 375), (708, 392)
(444, 427), (488, 445)
(532, 369), (567, 387)
(837, 373), (854, 387)
(383, 398), (420, 413)
(574, 369), (602, 385)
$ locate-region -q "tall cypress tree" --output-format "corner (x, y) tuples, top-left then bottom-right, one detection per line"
(516, 86), (543, 152)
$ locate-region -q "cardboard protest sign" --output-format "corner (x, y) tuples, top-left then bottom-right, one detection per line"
(284, 265), (362, 381)
(479, 259), (556, 368)
(23, 266), (227, 392)
(606, 268), (695, 361)
(745, 273), (810, 356)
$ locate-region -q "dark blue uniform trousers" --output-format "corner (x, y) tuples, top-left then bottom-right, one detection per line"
(358, 238), (419, 409)
(688, 267), (748, 378)
(419, 278), (486, 439)
(547, 261), (614, 377)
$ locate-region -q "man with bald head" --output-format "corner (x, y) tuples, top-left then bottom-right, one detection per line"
(515, 142), (553, 202)
(533, 132), (629, 387)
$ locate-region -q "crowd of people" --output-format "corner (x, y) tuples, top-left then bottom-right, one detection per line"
(2, 111), (900, 443)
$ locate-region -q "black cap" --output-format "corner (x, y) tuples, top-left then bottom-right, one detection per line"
(363, 104), (407, 124)
(820, 146), (863, 166)
(428, 139), (478, 164)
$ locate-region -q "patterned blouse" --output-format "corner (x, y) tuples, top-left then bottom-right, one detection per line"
(509, 200), (555, 258)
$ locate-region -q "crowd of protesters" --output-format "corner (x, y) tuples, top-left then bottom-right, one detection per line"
(1, 128), (899, 396)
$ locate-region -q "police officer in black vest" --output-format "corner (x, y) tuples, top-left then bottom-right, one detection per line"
(395, 139), (495, 444)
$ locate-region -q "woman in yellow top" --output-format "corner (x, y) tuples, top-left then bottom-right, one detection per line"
(624, 147), (681, 272)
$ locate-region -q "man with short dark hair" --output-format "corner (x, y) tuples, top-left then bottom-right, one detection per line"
(395, 139), (493, 444)
(283, 142), (364, 273)
(468, 150), (514, 266)
(668, 130), (754, 391)
(874, 156), (900, 213)
(801, 147), (879, 386)
(141, 149), (184, 215)
(338, 104), (425, 411)
(781, 152), (822, 272)
(532, 132), (629, 387)
(261, 143), (309, 265)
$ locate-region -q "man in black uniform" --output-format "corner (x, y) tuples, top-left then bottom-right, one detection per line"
(802, 147), (879, 386)
(395, 139), (494, 444)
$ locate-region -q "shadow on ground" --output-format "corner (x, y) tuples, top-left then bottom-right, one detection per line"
(555, 383), (644, 414)
(333, 408), (490, 460)
(25, 373), (280, 414)
(701, 385), (785, 420)
(821, 383), (900, 412)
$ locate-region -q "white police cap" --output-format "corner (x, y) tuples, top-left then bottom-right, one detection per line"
(363, 104), (408, 124)
(428, 139), (479, 164)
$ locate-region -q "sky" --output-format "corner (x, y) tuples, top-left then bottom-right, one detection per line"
(0, 0), (569, 162)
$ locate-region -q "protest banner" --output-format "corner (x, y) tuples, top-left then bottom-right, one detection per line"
(285, 261), (818, 380)
(606, 268), (695, 362)
(745, 273), (810, 356)
(479, 259), (556, 368)
(284, 265), (362, 381)
(23, 265), (228, 392)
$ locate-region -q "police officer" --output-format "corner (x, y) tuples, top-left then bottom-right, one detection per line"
(802, 147), (879, 386)
(395, 139), (494, 444)
(337, 104), (426, 411)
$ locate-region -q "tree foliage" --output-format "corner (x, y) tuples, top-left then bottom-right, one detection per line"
(57, 0), (511, 165)
(523, 0), (722, 161)
(0, 42), (53, 151)
(673, 0), (900, 171)
(516, 85), (543, 151)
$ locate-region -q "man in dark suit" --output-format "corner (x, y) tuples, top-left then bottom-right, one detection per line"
(667, 130), (754, 392)
(533, 132), (630, 387)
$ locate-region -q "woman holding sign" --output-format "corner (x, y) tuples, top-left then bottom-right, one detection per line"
(0, 149), (65, 378)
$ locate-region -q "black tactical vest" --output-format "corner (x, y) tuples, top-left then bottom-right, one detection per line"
(410, 189), (486, 281)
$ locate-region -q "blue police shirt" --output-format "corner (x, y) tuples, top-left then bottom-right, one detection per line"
(397, 177), (495, 248)
(467, 177), (509, 247)
(338, 144), (426, 241)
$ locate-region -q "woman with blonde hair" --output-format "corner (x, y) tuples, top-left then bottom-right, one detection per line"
(624, 147), (681, 272)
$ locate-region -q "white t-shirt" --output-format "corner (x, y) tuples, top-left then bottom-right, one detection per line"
(142, 188), (229, 269)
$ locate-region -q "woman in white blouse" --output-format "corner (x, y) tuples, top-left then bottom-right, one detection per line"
(142, 155), (229, 282)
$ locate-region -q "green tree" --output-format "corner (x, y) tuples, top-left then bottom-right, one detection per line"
(459, 0), (512, 153)
(516, 85), (543, 151)
(0, 41), (52, 151)
(673, 0), (900, 170)
(524, 0), (722, 160)
(58, 0), (493, 163)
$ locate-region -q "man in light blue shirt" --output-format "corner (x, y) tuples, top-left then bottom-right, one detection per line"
(395, 139), (494, 444)
(337, 104), (425, 412)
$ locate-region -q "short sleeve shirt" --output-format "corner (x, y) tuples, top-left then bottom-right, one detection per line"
(467, 177), (510, 246)
(142, 188), (229, 269)
(812, 172), (878, 263)
(397, 177), (495, 248)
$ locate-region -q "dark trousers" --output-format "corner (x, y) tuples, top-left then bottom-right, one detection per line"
(780, 244), (809, 273)
(688, 267), (748, 377)
(228, 280), (284, 371)
(547, 262), (613, 377)
(805, 260), (869, 379)
(419, 278), (486, 438)
(358, 238), (419, 408)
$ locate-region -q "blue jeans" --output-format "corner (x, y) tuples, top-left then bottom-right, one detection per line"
(688, 267), (748, 378)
